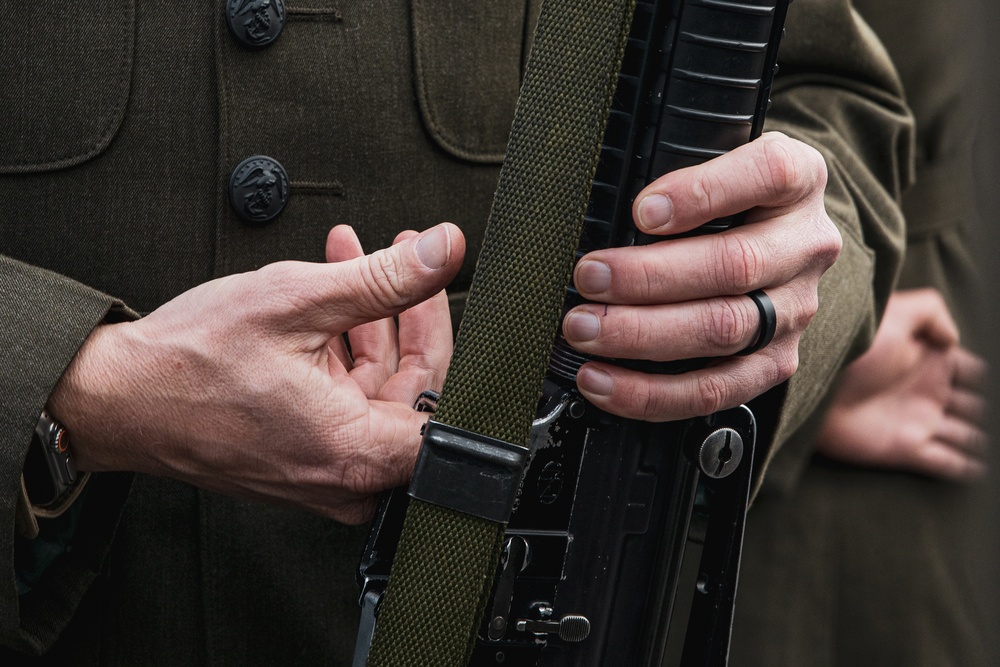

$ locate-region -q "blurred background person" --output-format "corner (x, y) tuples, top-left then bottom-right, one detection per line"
(732, 0), (990, 664)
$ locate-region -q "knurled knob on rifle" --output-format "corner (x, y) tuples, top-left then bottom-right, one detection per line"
(688, 426), (744, 479)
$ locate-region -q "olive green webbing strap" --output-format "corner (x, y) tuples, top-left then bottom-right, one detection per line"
(366, 1), (636, 665)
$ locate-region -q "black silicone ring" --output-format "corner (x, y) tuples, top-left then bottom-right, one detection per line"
(738, 289), (777, 356)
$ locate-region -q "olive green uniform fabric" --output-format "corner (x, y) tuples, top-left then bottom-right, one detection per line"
(0, 0), (909, 663)
(732, 0), (987, 664)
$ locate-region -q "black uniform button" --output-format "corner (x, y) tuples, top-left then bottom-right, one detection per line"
(226, 0), (286, 49)
(229, 156), (290, 224)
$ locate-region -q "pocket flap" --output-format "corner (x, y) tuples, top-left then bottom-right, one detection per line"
(0, 1), (135, 173)
(411, 0), (528, 163)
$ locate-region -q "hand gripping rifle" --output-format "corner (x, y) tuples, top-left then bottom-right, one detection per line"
(355, 0), (789, 664)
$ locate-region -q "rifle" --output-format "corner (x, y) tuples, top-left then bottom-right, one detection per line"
(356, 0), (789, 663)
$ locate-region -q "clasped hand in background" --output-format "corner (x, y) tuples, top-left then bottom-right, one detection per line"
(816, 289), (988, 482)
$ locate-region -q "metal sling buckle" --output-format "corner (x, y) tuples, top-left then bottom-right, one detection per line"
(408, 420), (528, 524)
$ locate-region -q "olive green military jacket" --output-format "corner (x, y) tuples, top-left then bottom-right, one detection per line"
(0, 0), (910, 663)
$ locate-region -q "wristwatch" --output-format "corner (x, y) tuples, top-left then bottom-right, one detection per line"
(24, 410), (80, 508)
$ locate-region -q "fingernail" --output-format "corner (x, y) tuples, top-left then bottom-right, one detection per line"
(415, 225), (451, 269)
(637, 194), (673, 231)
(564, 311), (600, 342)
(576, 260), (611, 294)
(578, 367), (613, 397)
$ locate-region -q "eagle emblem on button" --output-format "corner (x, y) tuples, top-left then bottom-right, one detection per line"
(229, 156), (290, 224)
(226, 0), (287, 49)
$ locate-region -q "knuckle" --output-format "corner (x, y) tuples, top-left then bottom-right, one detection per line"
(689, 172), (713, 218)
(689, 169), (728, 221)
(361, 250), (409, 312)
(256, 261), (301, 296)
(714, 234), (766, 293)
(252, 261), (317, 319)
(706, 298), (752, 350)
(813, 216), (843, 267)
(622, 310), (656, 352)
(758, 133), (828, 199)
(801, 294), (819, 329)
(790, 289), (819, 332)
(628, 260), (659, 303)
(772, 347), (800, 383)
(691, 373), (729, 417)
(634, 382), (669, 421)
(756, 135), (795, 198)
(612, 375), (667, 422)
(598, 254), (662, 304)
(805, 145), (829, 192)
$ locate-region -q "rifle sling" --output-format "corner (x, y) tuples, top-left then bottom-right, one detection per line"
(366, 1), (637, 664)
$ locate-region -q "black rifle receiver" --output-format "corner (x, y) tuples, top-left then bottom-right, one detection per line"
(356, 0), (789, 664)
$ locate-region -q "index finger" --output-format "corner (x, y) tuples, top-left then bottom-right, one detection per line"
(327, 225), (402, 397)
(381, 230), (456, 405)
(574, 214), (838, 305)
(632, 132), (828, 236)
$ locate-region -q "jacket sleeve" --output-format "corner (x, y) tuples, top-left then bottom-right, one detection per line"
(751, 0), (914, 492)
(0, 255), (134, 654)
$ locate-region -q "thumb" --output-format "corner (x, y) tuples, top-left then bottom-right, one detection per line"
(297, 222), (465, 333)
(899, 289), (959, 348)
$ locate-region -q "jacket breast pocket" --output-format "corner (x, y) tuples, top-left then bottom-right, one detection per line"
(0, 1), (135, 174)
(411, 0), (538, 163)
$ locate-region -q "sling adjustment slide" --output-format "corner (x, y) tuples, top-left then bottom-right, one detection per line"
(408, 420), (528, 523)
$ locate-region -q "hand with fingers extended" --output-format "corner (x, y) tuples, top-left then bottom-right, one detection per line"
(46, 223), (465, 524)
(562, 132), (842, 421)
(815, 289), (988, 482)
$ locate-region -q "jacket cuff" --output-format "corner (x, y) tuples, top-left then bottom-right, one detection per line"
(0, 255), (136, 654)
